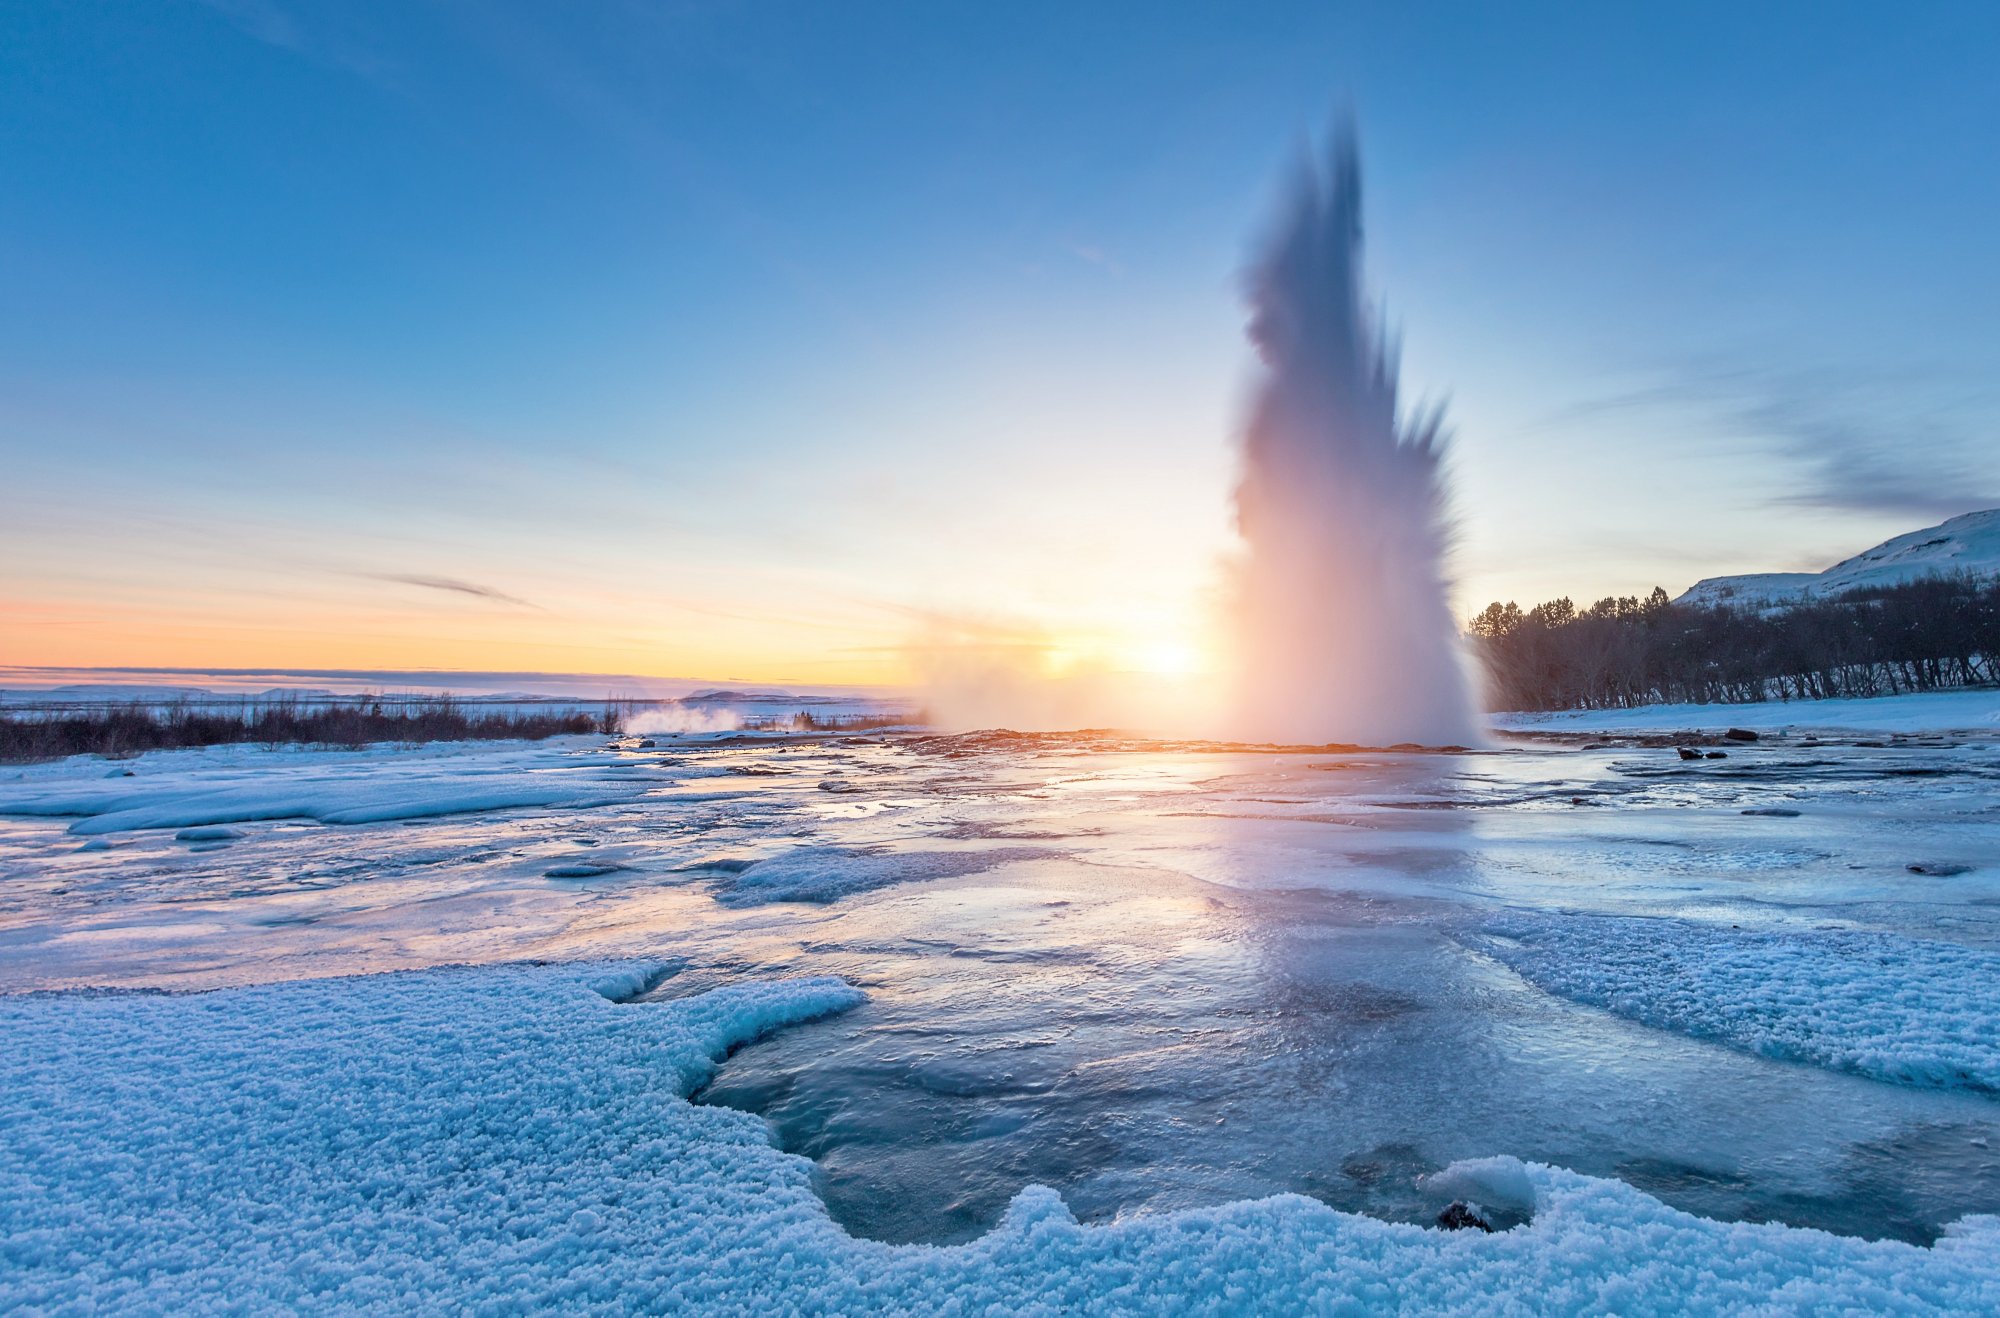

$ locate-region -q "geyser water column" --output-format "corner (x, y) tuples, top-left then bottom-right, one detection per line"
(1229, 124), (1478, 747)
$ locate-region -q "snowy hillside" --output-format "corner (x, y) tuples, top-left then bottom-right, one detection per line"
(1679, 508), (2000, 609)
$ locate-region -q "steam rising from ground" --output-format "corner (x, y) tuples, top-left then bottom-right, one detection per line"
(1227, 123), (1477, 746)
(913, 620), (1215, 735)
(624, 707), (744, 735)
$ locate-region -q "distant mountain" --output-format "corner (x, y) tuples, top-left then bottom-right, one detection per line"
(678, 688), (797, 705)
(0, 684), (217, 706)
(0, 669), (900, 706)
(1678, 508), (2000, 610)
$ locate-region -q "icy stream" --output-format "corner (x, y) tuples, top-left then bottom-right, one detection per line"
(4, 721), (1999, 1249)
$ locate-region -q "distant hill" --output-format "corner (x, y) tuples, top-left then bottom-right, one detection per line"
(1678, 508), (2000, 610)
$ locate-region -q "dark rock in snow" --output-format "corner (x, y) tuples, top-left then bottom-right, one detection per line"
(1435, 1201), (1494, 1232)
(1742, 808), (1802, 817)
(1724, 728), (1760, 742)
(1908, 863), (1972, 877)
(635, 739), (656, 748)
(544, 862), (626, 879)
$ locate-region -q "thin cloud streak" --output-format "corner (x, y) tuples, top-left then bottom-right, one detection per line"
(196, 0), (403, 87)
(367, 574), (541, 610)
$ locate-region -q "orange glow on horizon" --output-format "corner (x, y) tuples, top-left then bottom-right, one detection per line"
(0, 592), (1225, 692)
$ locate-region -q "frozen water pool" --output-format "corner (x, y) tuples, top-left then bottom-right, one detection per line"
(3, 721), (1999, 1254)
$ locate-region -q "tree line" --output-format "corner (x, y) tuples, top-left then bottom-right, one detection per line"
(1468, 575), (2000, 711)
(0, 697), (623, 762)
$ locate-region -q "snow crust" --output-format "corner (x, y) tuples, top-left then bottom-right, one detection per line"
(715, 844), (1056, 905)
(1476, 914), (2000, 1092)
(1495, 687), (2000, 735)
(0, 741), (659, 834)
(4, 961), (1998, 1312)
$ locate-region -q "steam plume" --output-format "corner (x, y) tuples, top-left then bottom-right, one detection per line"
(1229, 122), (1478, 746)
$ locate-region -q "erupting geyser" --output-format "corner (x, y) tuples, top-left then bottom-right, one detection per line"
(1229, 123), (1479, 746)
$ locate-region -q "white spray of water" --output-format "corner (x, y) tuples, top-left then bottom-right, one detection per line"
(918, 648), (1208, 734)
(1228, 123), (1478, 746)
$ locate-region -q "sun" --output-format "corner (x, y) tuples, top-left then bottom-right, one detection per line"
(1128, 637), (1203, 677)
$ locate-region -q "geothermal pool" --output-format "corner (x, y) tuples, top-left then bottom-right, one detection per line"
(4, 717), (1998, 1272)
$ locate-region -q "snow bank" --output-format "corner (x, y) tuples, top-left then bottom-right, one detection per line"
(0, 747), (659, 834)
(713, 844), (1056, 905)
(4, 962), (1998, 1312)
(1495, 688), (2000, 735)
(1475, 914), (2000, 1091)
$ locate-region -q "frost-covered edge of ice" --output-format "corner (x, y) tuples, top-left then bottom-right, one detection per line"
(5, 959), (1999, 1312)
(1471, 911), (2000, 1092)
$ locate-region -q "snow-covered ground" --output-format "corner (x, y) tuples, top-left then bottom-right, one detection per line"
(4, 712), (1999, 1308)
(1496, 686), (2000, 735)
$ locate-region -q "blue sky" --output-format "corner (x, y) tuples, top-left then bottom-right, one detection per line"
(3, 1), (1996, 682)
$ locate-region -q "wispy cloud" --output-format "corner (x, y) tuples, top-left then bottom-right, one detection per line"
(198, 0), (301, 50)
(367, 573), (540, 609)
(1745, 397), (2000, 518)
(1064, 240), (1123, 275)
(196, 0), (401, 87)
(1540, 362), (2000, 518)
